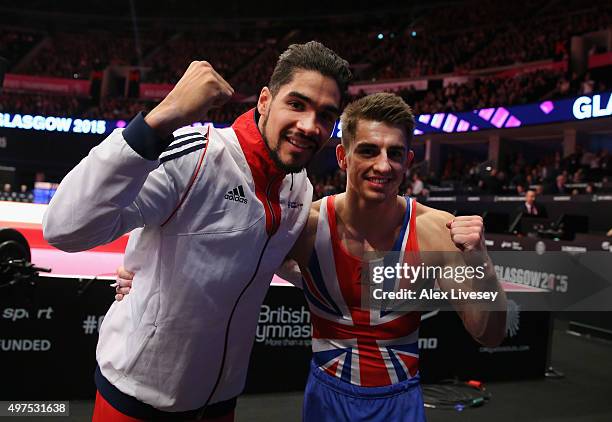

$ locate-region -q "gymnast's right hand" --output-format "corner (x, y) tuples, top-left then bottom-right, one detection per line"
(144, 61), (234, 138)
(114, 266), (134, 302)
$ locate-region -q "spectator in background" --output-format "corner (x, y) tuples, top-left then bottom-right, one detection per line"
(573, 168), (585, 183)
(580, 72), (595, 95)
(555, 76), (571, 97)
(547, 174), (567, 195)
(411, 173), (424, 196)
(534, 184), (545, 196)
(585, 183), (595, 194)
(516, 189), (548, 218)
(479, 168), (502, 194)
(2, 184), (11, 194)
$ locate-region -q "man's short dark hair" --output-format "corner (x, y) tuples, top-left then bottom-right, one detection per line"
(268, 41), (352, 102)
(341, 93), (415, 148)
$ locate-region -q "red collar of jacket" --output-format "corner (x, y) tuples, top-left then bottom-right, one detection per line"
(232, 108), (286, 235)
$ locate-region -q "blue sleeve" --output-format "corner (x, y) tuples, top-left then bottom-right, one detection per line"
(123, 112), (173, 160)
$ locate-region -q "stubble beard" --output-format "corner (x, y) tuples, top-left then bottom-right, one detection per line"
(261, 111), (310, 174)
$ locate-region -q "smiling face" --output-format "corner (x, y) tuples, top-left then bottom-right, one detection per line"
(337, 119), (414, 203)
(257, 69), (342, 173)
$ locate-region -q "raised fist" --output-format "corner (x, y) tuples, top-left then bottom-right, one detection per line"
(145, 61), (234, 137)
(446, 216), (485, 252)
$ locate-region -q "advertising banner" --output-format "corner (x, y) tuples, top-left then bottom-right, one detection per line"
(2, 91), (610, 138)
(4, 74), (91, 96)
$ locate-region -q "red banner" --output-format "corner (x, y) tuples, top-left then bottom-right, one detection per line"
(139, 83), (174, 100)
(588, 52), (612, 69)
(139, 83), (255, 102)
(349, 79), (428, 95)
(4, 74), (91, 96)
(494, 60), (568, 78)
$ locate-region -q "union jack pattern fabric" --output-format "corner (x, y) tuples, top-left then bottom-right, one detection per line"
(303, 195), (421, 387)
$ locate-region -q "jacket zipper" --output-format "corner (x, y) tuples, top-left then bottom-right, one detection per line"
(265, 175), (280, 234)
(202, 175), (282, 413)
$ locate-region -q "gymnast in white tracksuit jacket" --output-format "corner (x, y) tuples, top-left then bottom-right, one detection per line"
(43, 43), (351, 420)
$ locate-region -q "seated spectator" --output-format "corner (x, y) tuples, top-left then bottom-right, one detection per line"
(547, 174), (568, 195)
(411, 173), (424, 196)
(479, 168), (503, 194)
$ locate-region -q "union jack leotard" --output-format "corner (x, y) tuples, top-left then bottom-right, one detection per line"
(302, 195), (421, 387)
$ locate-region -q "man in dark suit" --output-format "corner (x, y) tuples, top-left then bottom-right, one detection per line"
(517, 189), (548, 218)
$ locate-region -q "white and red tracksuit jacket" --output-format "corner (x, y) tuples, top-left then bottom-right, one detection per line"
(43, 109), (312, 412)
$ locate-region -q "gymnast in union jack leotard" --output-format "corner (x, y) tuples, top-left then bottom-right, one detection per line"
(283, 93), (505, 421)
(300, 195), (425, 422)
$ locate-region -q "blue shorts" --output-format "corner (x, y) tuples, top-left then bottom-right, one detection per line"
(303, 360), (426, 422)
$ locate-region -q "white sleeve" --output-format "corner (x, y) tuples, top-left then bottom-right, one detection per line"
(42, 128), (179, 252)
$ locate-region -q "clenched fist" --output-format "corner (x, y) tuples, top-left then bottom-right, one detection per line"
(446, 216), (485, 252)
(145, 61), (234, 138)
